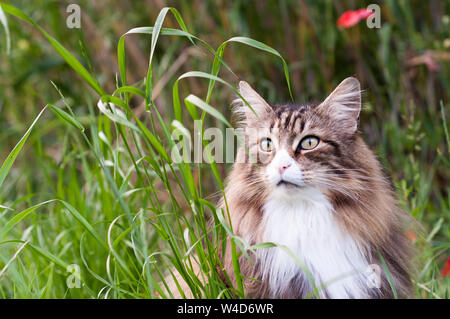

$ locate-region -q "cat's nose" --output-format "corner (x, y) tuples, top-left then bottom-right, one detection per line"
(278, 163), (291, 174)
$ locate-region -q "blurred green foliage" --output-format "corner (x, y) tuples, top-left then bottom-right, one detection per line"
(0, 0), (449, 298)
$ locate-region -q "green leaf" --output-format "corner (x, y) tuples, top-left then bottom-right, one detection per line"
(0, 199), (106, 251)
(118, 7), (201, 90)
(377, 249), (398, 299)
(184, 94), (232, 127)
(59, 200), (107, 250)
(210, 36), (293, 101)
(97, 99), (139, 131)
(134, 116), (171, 163)
(113, 86), (146, 99)
(173, 71), (257, 121)
(28, 243), (70, 270)
(0, 200), (54, 240)
(0, 106), (47, 188)
(49, 104), (85, 131)
(145, 7), (170, 106)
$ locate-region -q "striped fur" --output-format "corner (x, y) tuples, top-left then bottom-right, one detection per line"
(217, 78), (414, 298)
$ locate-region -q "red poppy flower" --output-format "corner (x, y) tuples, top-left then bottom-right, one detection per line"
(442, 258), (450, 277)
(337, 8), (374, 28)
(407, 229), (416, 243)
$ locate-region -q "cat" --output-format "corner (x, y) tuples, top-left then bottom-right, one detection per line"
(166, 77), (414, 299)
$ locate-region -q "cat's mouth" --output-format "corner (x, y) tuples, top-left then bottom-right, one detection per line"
(276, 180), (300, 188)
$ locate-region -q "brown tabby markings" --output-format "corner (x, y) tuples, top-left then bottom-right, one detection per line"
(165, 78), (414, 299)
(217, 78), (414, 298)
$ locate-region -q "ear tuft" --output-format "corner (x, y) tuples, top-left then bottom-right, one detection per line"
(320, 77), (362, 133)
(232, 81), (272, 126)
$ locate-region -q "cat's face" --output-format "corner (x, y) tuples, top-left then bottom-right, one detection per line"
(234, 78), (363, 199)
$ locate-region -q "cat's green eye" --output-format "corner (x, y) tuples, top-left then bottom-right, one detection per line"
(260, 138), (273, 152)
(299, 136), (319, 150)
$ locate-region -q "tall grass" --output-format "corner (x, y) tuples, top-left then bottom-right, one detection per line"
(0, 1), (449, 298)
(0, 2), (293, 299)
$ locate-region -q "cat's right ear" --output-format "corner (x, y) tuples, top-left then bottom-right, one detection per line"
(233, 81), (272, 125)
(318, 77), (362, 134)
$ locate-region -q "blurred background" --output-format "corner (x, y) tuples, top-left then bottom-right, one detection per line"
(0, 0), (449, 298)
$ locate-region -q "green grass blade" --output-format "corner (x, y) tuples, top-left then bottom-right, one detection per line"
(0, 200), (55, 240)
(145, 7), (170, 105)
(28, 243), (70, 270)
(184, 94), (232, 127)
(49, 104), (85, 132)
(0, 106), (47, 188)
(96, 99), (139, 131)
(377, 249), (398, 299)
(210, 36), (293, 100)
(173, 71), (257, 121)
(58, 200), (107, 250)
(228, 37), (292, 99)
(113, 86), (146, 99)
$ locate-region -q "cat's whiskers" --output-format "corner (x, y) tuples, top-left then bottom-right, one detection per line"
(307, 170), (390, 186)
(303, 175), (368, 204)
(307, 175), (368, 195)
(311, 177), (374, 212)
(316, 174), (384, 184)
(310, 178), (361, 200)
(240, 176), (266, 188)
(314, 167), (368, 172)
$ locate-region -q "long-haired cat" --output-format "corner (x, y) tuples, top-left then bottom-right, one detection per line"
(167, 77), (414, 299)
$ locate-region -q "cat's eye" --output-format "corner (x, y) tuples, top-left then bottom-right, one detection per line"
(260, 138), (273, 152)
(299, 136), (319, 150)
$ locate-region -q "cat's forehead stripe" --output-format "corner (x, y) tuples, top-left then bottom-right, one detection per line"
(280, 112), (288, 128)
(269, 106), (309, 135)
(286, 111), (299, 130)
(292, 115), (302, 132)
(292, 111), (305, 132)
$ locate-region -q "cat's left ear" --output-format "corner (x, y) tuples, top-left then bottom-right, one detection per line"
(233, 81), (273, 125)
(319, 77), (361, 133)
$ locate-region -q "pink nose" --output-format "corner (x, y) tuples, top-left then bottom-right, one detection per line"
(278, 163), (291, 174)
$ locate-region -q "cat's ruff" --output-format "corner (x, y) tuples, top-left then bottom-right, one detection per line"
(260, 186), (371, 298)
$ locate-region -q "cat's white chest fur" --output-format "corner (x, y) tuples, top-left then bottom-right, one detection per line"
(259, 186), (370, 298)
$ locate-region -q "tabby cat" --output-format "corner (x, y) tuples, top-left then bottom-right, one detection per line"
(168, 77), (414, 299)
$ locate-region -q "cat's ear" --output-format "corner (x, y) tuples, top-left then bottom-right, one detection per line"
(319, 77), (361, 133)
(233, 81), (272, 125)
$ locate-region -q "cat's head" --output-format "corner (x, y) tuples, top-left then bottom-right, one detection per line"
(233, 77), (367, 201)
